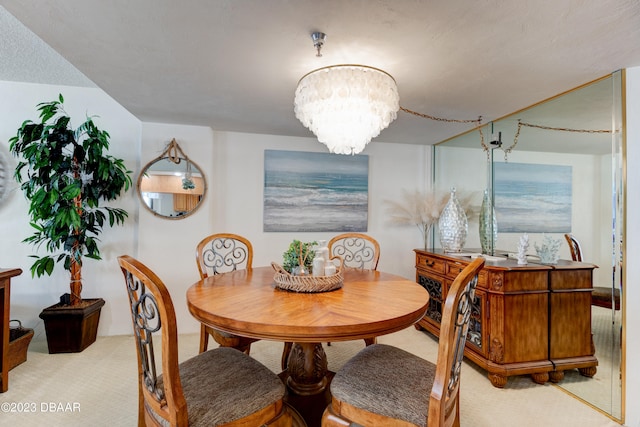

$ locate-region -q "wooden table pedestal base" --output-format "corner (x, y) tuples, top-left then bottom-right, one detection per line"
(286, 343), (329, 396)
(279, 370), (333, 427)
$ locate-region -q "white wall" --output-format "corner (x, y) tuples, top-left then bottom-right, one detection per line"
(137, 129), (431, 335)
(0, 81), (431, 338)
(136, 123), (217, 334)
(624, 66), (640, 427)
(210, 132), (431, 278)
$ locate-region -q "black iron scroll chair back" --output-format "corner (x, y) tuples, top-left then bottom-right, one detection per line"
(119, 255), (189, 426)
(195, 233), (259, 354)
(321, 233), (381, 350)
(430, 257), (482, 426)
(328, 233), (380, 270)
(321, 257), (485, 427)
(196, 233), (253, 277)
(118, 255), (292, 427)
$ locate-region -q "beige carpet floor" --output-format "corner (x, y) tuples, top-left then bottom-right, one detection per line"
(558, 306), (623, 419)
(0, 326), (622, 427)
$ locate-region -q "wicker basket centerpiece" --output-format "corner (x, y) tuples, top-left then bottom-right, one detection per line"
(272, 250), (344, 293)
(274, 239), (343, 292)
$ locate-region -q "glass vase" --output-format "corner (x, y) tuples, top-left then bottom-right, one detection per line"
(421, 223), (433, 250)
(438, 187), (468, 252)
(292, 265), (309, 276)
(479, 189), (498, 254)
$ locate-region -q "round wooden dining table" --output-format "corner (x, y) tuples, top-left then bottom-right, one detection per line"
(186, 266), (429, 398)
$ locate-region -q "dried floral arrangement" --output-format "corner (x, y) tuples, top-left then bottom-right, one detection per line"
(386, 188), (479, 249)
(385, 189), (449, 248)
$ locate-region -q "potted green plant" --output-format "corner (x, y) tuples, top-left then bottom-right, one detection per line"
(9, 94), (132, 353)
(282, 240), (316, 275)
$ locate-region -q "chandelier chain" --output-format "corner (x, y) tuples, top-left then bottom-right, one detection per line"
(500, 122), (522, 161)
(400, 107), (482, 125)
(500, 120), (613, 161)
(478, 125), (490, 160)
(518, 121), (612, 134)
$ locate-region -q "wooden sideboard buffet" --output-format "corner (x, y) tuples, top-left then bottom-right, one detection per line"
(1, 268), (22, 392)
(414, 249), (597, 388)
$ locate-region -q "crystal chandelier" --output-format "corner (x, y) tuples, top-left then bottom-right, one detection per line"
(294, 64), (400, 155)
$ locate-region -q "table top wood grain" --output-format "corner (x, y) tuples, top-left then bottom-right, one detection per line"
(187, 266), (429, 343)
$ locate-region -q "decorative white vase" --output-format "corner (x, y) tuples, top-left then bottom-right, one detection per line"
(438, 187), (468, 252)
(312, 250), (325, 276)
(292, 265), (309, 276)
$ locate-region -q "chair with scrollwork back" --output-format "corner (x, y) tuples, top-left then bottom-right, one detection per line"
(328, 233), (380, 271)
(281, 233), (382, 368)
(329, 233), (381, 347)
(195, 233), (260, 353)
(321, 257), (485, 427)
(564, 233), (620, 310)
(118, 255), (291, 427)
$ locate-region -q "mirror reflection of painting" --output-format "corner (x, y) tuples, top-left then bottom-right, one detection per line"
(263, 150), (368, 232)
(138, 139), (206, 219)
(494, 162), (572, 233)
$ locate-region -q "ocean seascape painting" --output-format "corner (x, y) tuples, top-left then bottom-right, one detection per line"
(263, 150), (369, 232)
(494, 162), (572, 233)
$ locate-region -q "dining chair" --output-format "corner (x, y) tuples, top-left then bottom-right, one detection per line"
(329, 233), (381, 346)
(321, 257), (485, 427)
(328, 232), (380, 271)
(195, 233), (260, 354)
(564, 233), (620, 310)
(118, 255), (293, 427)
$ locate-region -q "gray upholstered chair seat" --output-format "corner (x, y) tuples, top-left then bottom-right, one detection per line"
(330, 343), (435, 427)
(153, 347), (286, 426)
(324, 258), (484, 427)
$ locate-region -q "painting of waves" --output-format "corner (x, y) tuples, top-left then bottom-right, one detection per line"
(264, 150), (368, 232)
(494, 162), (572, 233)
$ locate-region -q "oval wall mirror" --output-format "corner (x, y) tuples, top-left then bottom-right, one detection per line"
(137, 139), (207, 219)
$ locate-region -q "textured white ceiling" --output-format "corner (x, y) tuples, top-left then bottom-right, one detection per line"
(1, 0), (639, 146)
(0, 6), (94, 87)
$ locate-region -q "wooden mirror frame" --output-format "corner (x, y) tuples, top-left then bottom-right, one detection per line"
(137, 139), (207, 220)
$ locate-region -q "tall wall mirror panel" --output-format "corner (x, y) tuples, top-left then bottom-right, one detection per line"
(433, 71), (623, 420)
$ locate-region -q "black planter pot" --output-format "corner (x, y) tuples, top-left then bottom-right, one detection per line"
(39, 298), (105, 354)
